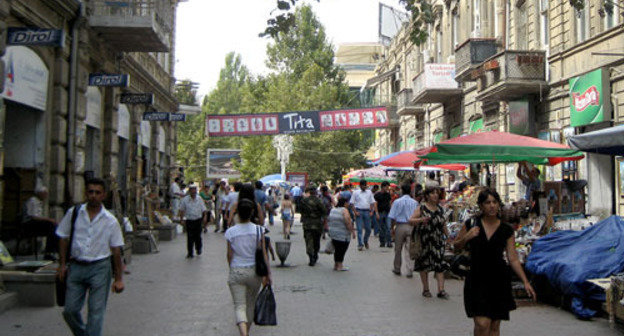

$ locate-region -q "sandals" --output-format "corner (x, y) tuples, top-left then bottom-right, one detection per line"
(437, 290), (449, 299)
(422, 290), (432, 298)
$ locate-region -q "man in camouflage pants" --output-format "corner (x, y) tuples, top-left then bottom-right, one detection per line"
(299, 186), (327, 266)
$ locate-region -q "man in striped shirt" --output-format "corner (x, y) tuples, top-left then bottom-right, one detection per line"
(388, 184), (419, 278)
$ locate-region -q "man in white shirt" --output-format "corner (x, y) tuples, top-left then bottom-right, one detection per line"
(179, 184), (208, 258)
(170, 177), (184, 218)
(349, 180), (376, 251)
(22, 186), (58, 259)
(56, 178), (124, 336)
(425, 171), (440, 188)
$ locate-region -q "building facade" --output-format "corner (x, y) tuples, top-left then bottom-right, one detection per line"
(369, 0), (624, 215)
(0, 0), (181, 236)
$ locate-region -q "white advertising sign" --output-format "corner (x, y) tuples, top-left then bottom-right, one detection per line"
(1, 46), (49, 110)
(158, 126), (165, 152)
(140, 120), (151, 147)
(424, 63), (458, 89)
(117, 104), (130, 139)
(86, 87), (102, 128)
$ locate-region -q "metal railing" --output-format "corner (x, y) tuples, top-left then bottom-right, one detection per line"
(90, 0), (172, 34)
(397, 89), (413, 110)
(455, 38), (498, 78)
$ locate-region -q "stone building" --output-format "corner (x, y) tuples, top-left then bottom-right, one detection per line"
(368, 0), (624, 215)
(0, 0), (182, 236)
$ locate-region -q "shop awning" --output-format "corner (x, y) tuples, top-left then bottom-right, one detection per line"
(421, 131), (585, 165)
(567, 125), (624, 156)
(363, 67), (399, 88)
(374, 149), (466, 171)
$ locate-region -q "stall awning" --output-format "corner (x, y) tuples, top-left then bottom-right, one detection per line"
(568, 125), (624, 156)
(364, 67), (399, 88)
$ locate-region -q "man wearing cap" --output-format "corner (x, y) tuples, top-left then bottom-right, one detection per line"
(350, 180), (376, 251)
(179, 184), (208, 258)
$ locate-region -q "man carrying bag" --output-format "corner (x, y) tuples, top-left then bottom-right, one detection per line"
(56, 178), (125, 336)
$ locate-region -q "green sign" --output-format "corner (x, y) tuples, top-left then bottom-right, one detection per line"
(469, 118), (484, 134)
(569, 68), (611, 127)
(407, 136), (416, 148)
(450, 125), (462, 138)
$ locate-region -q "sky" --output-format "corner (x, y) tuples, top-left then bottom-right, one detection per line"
(174, 0), (404, 99)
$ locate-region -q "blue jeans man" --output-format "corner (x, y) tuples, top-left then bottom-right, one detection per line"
(355, 208), (372, 249)
(377, 211), (391, 247)
(63, 258), (112, 336)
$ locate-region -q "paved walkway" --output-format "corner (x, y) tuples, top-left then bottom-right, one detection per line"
(0, 217), (618, 336)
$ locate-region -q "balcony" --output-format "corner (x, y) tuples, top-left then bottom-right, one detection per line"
(412, 64), (462, 104)
(474, 50), (548, 102)
(454, 38), (498, 82)
(89, 1), (172, 52)
(396, 89), (424, 116)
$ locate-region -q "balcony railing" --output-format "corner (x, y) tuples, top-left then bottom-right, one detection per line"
(89, 0), (172, 52)
(396, 89), (424, 116)
(412, 64), (462, 104)
(474, 50), (548, 102)
(454, 38), (498, 82)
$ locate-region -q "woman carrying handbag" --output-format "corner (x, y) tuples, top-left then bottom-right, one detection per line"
(225, 199), (272, 336)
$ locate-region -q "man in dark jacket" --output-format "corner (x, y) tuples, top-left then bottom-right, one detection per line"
(299, 186), (327, 266)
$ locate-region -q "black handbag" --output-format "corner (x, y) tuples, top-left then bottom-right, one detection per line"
(255, 226), (269, 277)
(450, 217), (475, 278)
(56, 204), (81, 306)
(254, 285), (277, 326)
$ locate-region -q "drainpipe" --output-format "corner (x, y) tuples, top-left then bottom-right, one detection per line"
(64, 1), (84, 210)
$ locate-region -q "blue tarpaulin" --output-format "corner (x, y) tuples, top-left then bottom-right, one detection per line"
(526, 216), (624, 301)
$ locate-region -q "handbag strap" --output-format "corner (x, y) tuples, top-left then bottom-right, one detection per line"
(66, 204), (82, 262)
(256, 226), (261, 249)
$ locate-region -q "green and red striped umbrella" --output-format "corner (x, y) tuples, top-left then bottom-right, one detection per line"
(420, 131), (584, 166)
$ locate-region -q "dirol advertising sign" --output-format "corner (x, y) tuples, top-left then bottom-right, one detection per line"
(569, 68), (611, 127)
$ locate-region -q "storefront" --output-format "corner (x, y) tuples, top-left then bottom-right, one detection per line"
(139, 120), (151, 184)
(157, 125), (166, 188)
(117, 104), (131, 212)
(1, 46), (49, 225)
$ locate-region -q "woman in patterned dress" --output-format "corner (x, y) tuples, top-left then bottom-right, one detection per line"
(411, 187), (450, 298)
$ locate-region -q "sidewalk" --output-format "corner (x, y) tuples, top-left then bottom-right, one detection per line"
(0, 217), (618, 336)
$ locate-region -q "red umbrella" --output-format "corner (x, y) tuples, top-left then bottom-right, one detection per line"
(377, 148), (466, 171)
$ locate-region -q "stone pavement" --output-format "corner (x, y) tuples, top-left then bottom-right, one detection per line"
(0, 216), (618, 336)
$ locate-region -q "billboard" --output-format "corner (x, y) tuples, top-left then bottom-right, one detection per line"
(206, 107), (389, 137)
(286, 172), (308, 188)
(206, 149), (242, 179)
(569, 68), (611, 127)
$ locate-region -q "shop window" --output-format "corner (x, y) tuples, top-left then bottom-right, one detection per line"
(85, 126), (102, 179)
(604, 4), (619, 30)
(562, 160), (579, 181)
(472, 0), (481, 37)
(452, 9), (459, 49)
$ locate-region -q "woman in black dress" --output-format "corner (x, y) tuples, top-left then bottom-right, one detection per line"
(454, 189), (536, 336)
(411, 187), (450, 298)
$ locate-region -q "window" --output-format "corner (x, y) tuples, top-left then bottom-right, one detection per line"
(436, 28), (443, 63)
(539, 0), (549, 49)
(516, 2), (528, 49)
(576, 5), (589, 43)
(452, 10), (459, 49)
(604, 3), (619, 30)
(472, 0), (481, 37)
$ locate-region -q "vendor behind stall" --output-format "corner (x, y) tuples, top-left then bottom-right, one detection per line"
(517, 161), (541, 202)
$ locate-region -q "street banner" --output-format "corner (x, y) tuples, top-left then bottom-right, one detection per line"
(89, 73), (129, 87)
(7, 27), (65, 47)
(206, 107), (389, 137)
(569, 68), (611, 127)
(120, 93), (153, 105)
(286, 172), (308, 188)
(206, 149), (242, 179)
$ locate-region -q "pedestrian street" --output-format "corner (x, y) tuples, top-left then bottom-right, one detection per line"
(0, 216), (618, 336)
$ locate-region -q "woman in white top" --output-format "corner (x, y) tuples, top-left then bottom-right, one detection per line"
(280, 194), (295, 239)
(226, 199), (272, 336)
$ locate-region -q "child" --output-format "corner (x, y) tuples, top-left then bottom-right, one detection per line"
(264, 229), (276, 261)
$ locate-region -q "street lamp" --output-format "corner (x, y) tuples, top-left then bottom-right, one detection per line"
(272, 134), (293, 181)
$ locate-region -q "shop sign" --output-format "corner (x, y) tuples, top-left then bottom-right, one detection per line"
(286, 172), (308, 188)
(117, 104), (130, 140)
(1, 46), (49, 110)
(169, 113), (186, 122)
(120, 93), (153, 105)
(569, 68), (611, 127)
(509, 98), (534, 135)
(415, 64), (458, 92)
(206, 107), (388, 137)
(142, 112), (169, 121)
(89, 73), (129, 87)
(469, 118), (484, 134)
(206, 149), (242, 179)
(7, 27), (65, 47)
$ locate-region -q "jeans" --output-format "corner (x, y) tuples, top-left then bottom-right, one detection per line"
(377, 212), (390, 245)
(355, 209), (372, 247)
(371, 214), (379, 235)
(186, 219), (203, 256)
(268, 208), (274, 225)
(63, 258), (112, 336)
